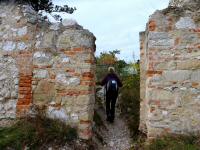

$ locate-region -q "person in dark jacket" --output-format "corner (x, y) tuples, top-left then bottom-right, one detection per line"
(100, 67), (123, 123)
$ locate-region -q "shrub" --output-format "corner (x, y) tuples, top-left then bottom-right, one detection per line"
(119, 63), (140, 139)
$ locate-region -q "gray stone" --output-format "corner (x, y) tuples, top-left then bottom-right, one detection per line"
(17, 42), (27, 50)
(68, 77), (80, 86)
(33, 51), (52, 66)
(57, 30), (94, 49)
(148, 32), (174, 49)
(33, 69), (49, 79)
(191, 70), (200, 82)
(70, 113), (79, 122)
(17, 26), (27, 36)
(50, 23), (60, 30)
(175, 17), (196, 29)
(163, 70), (191, 82)
(62, 19), (78, 27)
(42, 32), (55, 48)
(56, 73), (68, 84)
(47, 106), (68, 122)
(0, 74), (7, 81)
(2, 41), (16, 51)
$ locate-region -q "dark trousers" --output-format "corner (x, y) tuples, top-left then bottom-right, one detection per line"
(106, 92), (118, 121)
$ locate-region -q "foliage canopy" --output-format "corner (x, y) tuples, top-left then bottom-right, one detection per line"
(0, 0), (76, 21)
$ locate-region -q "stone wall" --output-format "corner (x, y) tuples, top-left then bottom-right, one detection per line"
(140, 0), (200, 139)
(0, 3), (96, 139)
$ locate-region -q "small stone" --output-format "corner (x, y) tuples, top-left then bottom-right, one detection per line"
(3, 41), (16, 51)
(0, 97), (4, 101)
(11, 91), (18, 99)
(109, 141), (114, 147)
(56, 73), (67, 84)
(0, 74), (7, 81)
(17, 42), (27, 50)
(71, 113), (79, 122)
(17, 26), (27, 36)
(68, 77), (80, 86)
(61, 56), (70, 63)
(33, 69), (49, 79)
(15, 16), (21, 21)
(33, 51), (46, 58)
(47, 106), (68, 122)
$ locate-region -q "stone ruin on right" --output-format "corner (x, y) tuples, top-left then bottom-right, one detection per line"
(140, 0), (200, 139)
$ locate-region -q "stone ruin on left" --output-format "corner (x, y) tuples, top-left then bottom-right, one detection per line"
(0, 2), (96, 140)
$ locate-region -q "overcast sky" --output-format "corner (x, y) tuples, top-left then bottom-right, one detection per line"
(53, 0), (169, 62)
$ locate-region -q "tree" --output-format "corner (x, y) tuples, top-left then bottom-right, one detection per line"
(0, 0), (76, 21)
(97, 50), (120, 65)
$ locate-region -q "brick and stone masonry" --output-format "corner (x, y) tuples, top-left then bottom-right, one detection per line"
(140, 0), (200, 139)
(0, 3), (96, 139)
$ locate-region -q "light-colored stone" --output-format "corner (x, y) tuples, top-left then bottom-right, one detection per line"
(191, 70), (200, 82)
(17, 42), (27, 50)
(17, 26), (27, 36)
(175, 17), (196, 29)
(47, 106), (68, 122)
(2, 41), (16, 51)
(163, 70), (191, 82)
(33, 69), (49, 79)
(62, 19), (78, 26)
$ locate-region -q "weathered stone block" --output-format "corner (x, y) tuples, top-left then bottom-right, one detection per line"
(163, 70), (191, 82)
(33, 81), (56, 106)
(147, 89), (174, 100)
(33, 69), (49, 79)
(2, 41), (16, 51)
(17, 26), (27, 37)
(33, 51), (52, 66)
(175, 17), (196, 29)
(177, 59), (200, 70)
(191, 70), (200, 82)
(57, 30), (94, 49)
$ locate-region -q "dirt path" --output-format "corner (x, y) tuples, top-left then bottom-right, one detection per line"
(95, 87), (131, 150)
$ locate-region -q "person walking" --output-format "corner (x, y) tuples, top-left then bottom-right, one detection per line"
(101, 67), (123, 123)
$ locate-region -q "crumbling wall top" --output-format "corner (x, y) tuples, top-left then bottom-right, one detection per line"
(169, 0), (200, 8)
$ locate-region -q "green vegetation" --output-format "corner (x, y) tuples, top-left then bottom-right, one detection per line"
(0, 116), (77, 150)
(131, 135), (200, 150)
(96, 50), (140, 139)
(93, 110), (104, 128)
(119, 62), (140, 138)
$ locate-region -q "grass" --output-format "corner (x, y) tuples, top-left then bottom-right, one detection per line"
(0, 115), (77, 150)
(147, 135), (200, 150)
(131, 135), (200, 150)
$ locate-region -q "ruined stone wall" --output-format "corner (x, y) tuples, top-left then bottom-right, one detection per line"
(140, 0), (200, 139)
(0, 3), (96, 139)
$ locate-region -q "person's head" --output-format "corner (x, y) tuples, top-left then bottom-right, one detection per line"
(108, 67), (115, 73)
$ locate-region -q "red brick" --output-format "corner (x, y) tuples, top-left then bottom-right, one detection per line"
(73, 47), (83, 51)
(17, 98), (32, 105)
(82, 72), (94, 78)
(148, 20), (156, 31)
